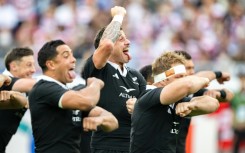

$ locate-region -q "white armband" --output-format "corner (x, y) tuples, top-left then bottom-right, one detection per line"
(112, 15), (124, 24)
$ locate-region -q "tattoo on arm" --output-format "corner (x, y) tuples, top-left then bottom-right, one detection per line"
(101, 21), (121, 42)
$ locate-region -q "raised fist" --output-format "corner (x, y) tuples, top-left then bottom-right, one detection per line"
(111, 6), (126, 17)
(87, 77), (104, 89)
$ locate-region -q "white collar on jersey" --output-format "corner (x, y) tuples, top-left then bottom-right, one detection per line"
(107, 61), (127, 77)
(146, 85), (157, 90)
(2, 69), (14, 77)
(36, 75), (69, 89)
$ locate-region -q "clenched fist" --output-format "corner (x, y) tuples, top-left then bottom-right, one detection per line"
(111, 6), (126, 17)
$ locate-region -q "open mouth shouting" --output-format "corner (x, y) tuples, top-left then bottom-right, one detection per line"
(123, 48), (131, 60)
(68, 67), (76, 80)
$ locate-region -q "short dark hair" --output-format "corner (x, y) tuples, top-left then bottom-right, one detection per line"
(139, 64), (153, 82)
(38, 39), (65, 72)
(94, 27), (106, 49)
(4, 47), (34, 71)
(174, 50), (192, 60)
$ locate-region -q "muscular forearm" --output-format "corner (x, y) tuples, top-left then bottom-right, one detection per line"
(93, 20), (122, 69)
(186, 76), (209, 95)
(0, 91), (27, 109)
(99, 111), (119, 132)
(188, 96), (219, 116)
(77, 82), (101, 106)
(12, 78), (36, 92)
(160, 76), (209, 105)
(101, 6), (125, 42)
(10, 91), (28, 108)
(195, 71), (230, 84)
(84, 106), (118, 132)
(101, 21), (121, 43)
(94, 20), (122, 69)
(195, 71), (216, 81)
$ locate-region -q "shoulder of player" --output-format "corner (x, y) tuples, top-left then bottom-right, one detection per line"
(33, 80), (62, 91)
(126, 67), (143, 77)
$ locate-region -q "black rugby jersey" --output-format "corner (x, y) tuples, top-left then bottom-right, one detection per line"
(72, 84), (91, 153)
(130, 88), (190, 153)
(29, 79), (82, 153)
(82, 56), (146, 151)
(0, 77), (26, 153)
(176, 89), (206, 153)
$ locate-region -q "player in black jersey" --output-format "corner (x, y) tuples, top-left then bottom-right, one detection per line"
(72, 84), (92, 153)
(174, 50), (234, 153)
(82, 6), (147, 153)
(0, 74), (35, 153)
(130, 51), (220, 153)
(0, 47), (36, 153)
(0, 90), (28, 109)
(0, 74), (36, 93)
(0, 74), (28, 109)
(29, 39), (118, 153)
(129, 51), (233, 153)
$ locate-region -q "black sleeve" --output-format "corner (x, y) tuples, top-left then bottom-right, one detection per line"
(72, 84), (86, 90)
(176, 97), (191, 106)
(81, 55), (102, 79)
(0, 77), (18, 91)
(181, 97), (191, 102)
(193, 88), (208, 97)
(128, 67), (147, 97)
(72, 84), (91, 116)
(82, 111), (90, 118)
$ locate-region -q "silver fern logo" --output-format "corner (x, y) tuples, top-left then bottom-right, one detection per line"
(120, 86), (136, 93)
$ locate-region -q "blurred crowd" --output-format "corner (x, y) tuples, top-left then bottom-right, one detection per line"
(0, 0), (245, 73)
(1, 0), (245, 152)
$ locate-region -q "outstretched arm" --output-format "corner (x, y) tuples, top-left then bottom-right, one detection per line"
(12, 78), (36, 92)
(0, 90), (28, 109)
(93, 6), (127, 69)
(203, 88), (234, 102)
(61, 77), (104, 111)
(160, 75), (210, 105)
(0, 74), (36, 93)
(176, 95), (219, 117)
(83, 106), (118, 132)
(195, 71), (230, 84)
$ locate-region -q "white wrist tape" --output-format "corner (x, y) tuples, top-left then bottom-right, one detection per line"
(154, 64), (186, 83)
(112, 15), (124, 24)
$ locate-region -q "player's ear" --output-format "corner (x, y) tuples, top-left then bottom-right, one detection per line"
(46, 60), (55, 70)
(9, 62), (18, 72)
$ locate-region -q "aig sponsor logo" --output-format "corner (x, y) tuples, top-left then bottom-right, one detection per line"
(119, 93), (136, 99)
(119, 86), (136, 99)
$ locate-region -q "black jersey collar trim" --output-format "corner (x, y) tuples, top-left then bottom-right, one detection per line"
(107, 61), (127, 77)
(37, 75), (69, 89)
